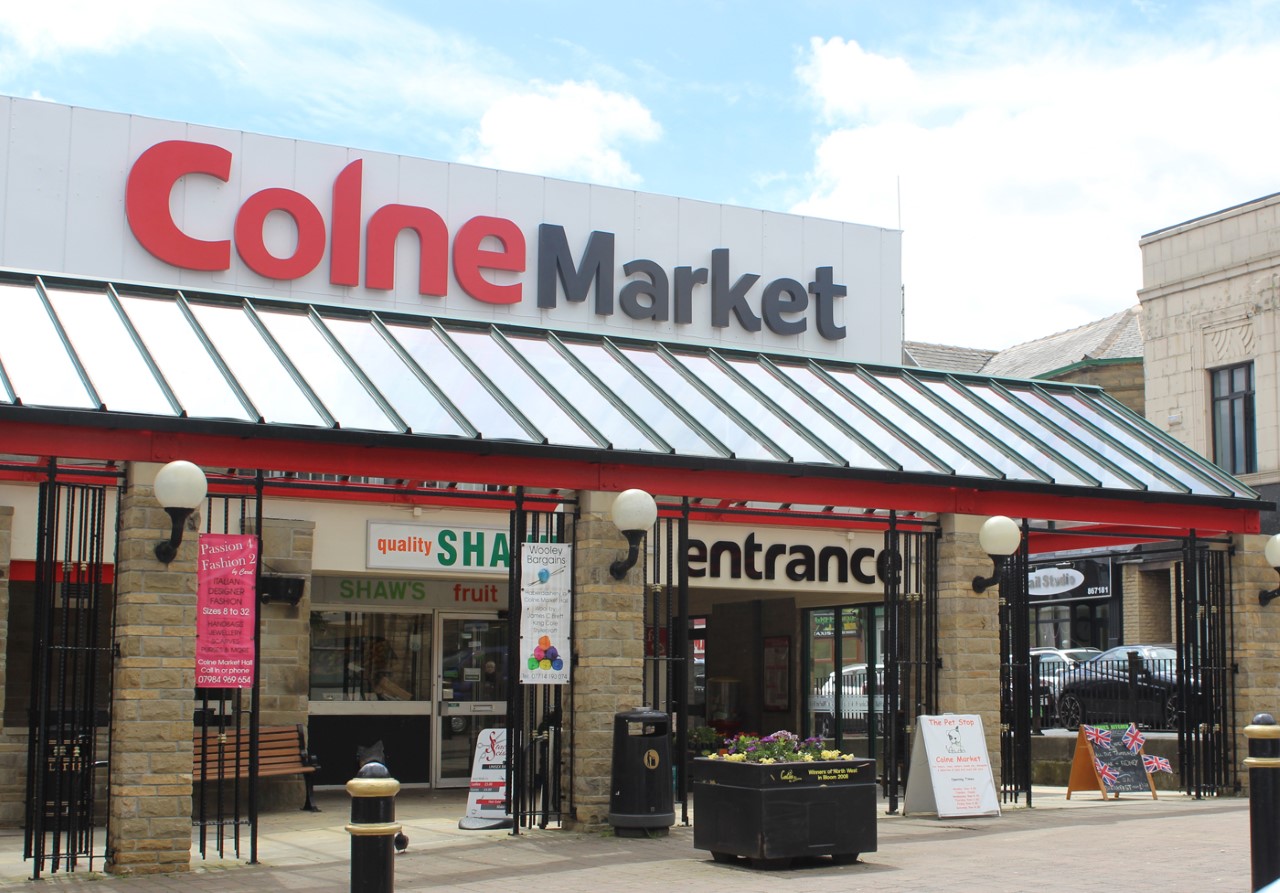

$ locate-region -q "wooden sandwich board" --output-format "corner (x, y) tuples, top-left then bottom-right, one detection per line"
(1065, 723), (1157, 800)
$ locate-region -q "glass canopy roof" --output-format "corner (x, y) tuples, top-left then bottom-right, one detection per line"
(0, 272), (1257, 504)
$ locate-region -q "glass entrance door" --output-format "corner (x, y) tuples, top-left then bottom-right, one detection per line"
(434, 613), (508, 787)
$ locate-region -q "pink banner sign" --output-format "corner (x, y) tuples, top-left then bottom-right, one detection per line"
(195, 533), (258, 689)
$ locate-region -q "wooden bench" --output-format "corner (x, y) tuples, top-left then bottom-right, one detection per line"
(192, 723), (320, 811)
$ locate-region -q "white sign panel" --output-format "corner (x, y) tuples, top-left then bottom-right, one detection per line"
(0, 96), (902, 364)
(518, 542), (572, 685)
(366, 521), (509, 574)
(904, 714), (1000, 818)
(679, 523), (891, 594)
(459, 727), (512, 831)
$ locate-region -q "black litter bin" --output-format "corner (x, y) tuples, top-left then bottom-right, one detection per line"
(607, 707), (675, 835)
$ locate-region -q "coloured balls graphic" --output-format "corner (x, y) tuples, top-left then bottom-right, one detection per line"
(536, 567), (550, 584)
(528, 634), (564, 671)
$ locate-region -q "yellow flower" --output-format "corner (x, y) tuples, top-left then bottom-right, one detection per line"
(725, 752), (747, 762)
(801, 754), (814, 761)
(758, 757), (776, 764)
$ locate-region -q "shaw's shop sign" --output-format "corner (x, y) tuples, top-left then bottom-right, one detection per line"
(368, 521), (515, 574)
(0, 96), (902, 364)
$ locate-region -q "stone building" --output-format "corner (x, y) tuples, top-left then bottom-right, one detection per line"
(0, 95), (1270, 880)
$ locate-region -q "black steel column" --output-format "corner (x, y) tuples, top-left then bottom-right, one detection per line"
(346, 761), (401, 893)
(1246, 713), (1280, 892)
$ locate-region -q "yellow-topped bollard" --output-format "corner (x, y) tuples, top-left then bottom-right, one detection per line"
(347, 759), (402, 893)
(1245, 713), (1280, 892)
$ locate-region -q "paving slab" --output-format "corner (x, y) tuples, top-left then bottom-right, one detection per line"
(0, 785), (1254, 892)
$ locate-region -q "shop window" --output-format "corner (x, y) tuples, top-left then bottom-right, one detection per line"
(1211, 362), (1256, 475)
(309, 611), (432, 701)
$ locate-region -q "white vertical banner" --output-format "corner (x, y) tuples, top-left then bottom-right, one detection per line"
(518, 543), (572, 685)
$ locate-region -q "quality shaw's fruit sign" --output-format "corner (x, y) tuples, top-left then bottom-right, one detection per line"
(0, 96), (902, 364)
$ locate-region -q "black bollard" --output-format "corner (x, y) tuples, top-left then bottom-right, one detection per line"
(347, 760), (401, 893)
(1246, 713), (1280, 892)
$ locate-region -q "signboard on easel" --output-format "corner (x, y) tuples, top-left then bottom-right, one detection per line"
(1066, 723), (1168, 800)
(459, 728), (513, 830)
(903, 714), (1000, 817)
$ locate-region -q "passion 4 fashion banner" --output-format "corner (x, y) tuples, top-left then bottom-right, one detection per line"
(195, 533), (259, 689)
(518, 542), (572, 685)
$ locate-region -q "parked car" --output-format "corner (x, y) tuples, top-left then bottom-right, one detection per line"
(1028, 646), (1099, 722)
(810, 664), (885, 736)
(1055, 644), (1183, 730)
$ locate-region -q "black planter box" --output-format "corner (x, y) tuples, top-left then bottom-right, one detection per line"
(692, 757), (877, 869)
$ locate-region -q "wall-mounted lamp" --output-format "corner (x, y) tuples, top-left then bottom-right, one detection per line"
(1259, 534), (1280, 606)
(609, 488), (658, 580)
(971, 515), (1021, 593)
(153, 460), (208, 564)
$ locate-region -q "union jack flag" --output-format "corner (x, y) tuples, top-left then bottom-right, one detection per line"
(1143, 754), (1173, 774)
(1094, 759), (1119, 786)
(1122, 724), (1145, 753)
(1085, 725), (1111, 747)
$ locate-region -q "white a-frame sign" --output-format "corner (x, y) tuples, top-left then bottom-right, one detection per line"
(903, 714), (1001, 818)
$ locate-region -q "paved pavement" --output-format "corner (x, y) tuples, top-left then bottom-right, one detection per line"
(0, 786), (1255, 892)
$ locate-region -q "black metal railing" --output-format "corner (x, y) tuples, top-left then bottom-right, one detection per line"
(1054, 655), (1184, 731)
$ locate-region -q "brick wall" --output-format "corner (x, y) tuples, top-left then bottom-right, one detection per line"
(1231, 533), (1280, 786)
(1121, 563), (1173, 644)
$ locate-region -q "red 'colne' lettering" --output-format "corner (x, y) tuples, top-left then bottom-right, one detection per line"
(125, 140), (525, 304)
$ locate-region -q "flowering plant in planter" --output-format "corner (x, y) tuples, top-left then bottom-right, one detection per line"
(703, 729), (854, 764)
(693, 729), (877, 868)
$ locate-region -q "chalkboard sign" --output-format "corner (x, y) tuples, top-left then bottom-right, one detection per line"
(1066, 723), (1157, 800)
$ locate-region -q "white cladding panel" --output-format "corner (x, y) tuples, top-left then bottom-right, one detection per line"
(0, 96), (902, 362)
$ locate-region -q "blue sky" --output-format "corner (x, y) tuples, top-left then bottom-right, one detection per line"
(2, 1), (1279, 348)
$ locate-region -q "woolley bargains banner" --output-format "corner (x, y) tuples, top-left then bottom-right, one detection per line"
(518, 542), (572, 685)
(195, 533), (258, 689)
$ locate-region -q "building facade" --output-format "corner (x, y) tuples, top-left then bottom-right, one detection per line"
(0, 96), (1272, 878)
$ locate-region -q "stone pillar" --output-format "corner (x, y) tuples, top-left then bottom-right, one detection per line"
(107, 465), (199, 875)
(253, 517), (315, 809)
(565, 490), (646, 829)
(935, 514), (1003, 780)
(253, 517), (314, 724)
(1232, 533), (1280, 793)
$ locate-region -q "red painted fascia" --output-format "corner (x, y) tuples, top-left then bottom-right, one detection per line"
(0, 420), (1262, 535)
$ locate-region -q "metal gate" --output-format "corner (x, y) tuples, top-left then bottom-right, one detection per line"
(643, 506), (689, 820)
(998, 530), (1236, 803)
(641, 504), (938, 819)
(998, 524), (1033, 805)
(506, 496), (570, 831)
(192, 484), (264, 861)
(1176, 536), (1235, 798)
(24, 475), (117, 878)
(879, 521), (940, 813)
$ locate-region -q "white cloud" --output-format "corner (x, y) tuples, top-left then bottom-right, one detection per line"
(793, 33), (1280, 349)
(460, 81), (661, 187)
(0, 2), (660, 187)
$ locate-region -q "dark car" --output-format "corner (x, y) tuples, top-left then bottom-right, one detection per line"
(1055, 644), (1183, 731)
